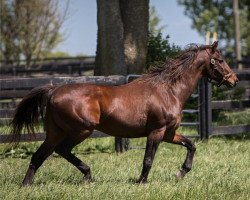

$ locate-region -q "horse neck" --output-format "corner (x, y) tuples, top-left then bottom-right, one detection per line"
(170, 59), (203, 106)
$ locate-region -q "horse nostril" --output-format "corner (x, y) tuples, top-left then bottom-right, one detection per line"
(234, 79), (239, 87)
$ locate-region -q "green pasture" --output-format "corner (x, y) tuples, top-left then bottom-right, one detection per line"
(0, 136), (250, 200)
(0, 109), (249, 200)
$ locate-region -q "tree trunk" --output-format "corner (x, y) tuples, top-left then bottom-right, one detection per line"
(95, 0), (149, 75)
(120, 0), (149, 74)
(95, 0), (126, 75)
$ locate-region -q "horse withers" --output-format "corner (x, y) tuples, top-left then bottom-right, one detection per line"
(10, 41), (238, 186)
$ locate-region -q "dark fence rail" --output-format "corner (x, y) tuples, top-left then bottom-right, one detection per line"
(0, 75), (126, 152)
(0, 70), (250, 147)
(199, 70), (250, 139)
(238, 59), (250, 67)
(0, 56), (95, 76)
(0, 75), (201, 152)
(0, 57), (249, 79)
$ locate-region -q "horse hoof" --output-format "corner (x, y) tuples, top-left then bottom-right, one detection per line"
(21, 180), (32, 187)
(136, 178), (148, 184)
(176, 169), (186, 181)
(83, 175), (92, 183)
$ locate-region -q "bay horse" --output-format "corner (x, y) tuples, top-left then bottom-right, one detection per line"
(10, 41), (238, 186)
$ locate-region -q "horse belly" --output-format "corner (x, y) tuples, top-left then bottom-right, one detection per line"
(97, 114), (148, 138)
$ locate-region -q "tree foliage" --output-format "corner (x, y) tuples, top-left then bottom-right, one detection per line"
(146, 33), (180, 68)
(178, 0), (250, 56)
(149, 6), (166, 35)
(0, 0), (68, 67)
(146, 6), (181, 68)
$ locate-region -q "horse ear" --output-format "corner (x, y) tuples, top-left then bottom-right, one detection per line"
(211, 41), (218, 52)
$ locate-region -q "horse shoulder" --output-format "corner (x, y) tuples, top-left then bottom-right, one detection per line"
(146, 89), (182, 129)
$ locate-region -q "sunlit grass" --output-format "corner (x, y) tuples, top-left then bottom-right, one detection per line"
(0, 135), (249, 200)
(214, 108), (250, 126)
(0, 108), (249, 199)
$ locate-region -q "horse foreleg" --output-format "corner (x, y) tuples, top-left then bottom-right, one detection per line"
(137, 136), (161, 184)
(164, 132), (196, 180)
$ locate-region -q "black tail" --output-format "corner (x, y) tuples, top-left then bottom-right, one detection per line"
(10, 85), (57, 145)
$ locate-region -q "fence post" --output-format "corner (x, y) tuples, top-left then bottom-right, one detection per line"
(205, 80), (212, 139)
(198, 78), (212, 140)
(198, 78), (206, 140)
(115, 137), (123, 153)
(114, 74), (142, 152)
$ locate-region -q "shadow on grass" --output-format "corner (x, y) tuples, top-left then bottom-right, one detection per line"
(210, 132), (250, 141)
(29, 176), (144, 186)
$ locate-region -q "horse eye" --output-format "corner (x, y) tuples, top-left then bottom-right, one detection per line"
(219, 60), (224, 64)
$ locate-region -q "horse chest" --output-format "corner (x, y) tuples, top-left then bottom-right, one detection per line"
(146, 103), (182, 131)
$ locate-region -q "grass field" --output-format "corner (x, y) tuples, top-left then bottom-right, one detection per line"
(0, 109), (250, 200)
(0, 134), (250, 200)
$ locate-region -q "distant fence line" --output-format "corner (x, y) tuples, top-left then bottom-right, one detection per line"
(0, 75), (127, 152)
(1, 56), (250, 77)
(238, 58), (250, 66)
(0, 56), (95, 77)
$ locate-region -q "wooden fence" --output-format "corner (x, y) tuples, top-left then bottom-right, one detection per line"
(0, 75), (201, 152)
(0, 56), (95, 77)
(199, 70), (250, 139)
(0, 76), (127, 152)
(0, 71), (250, 150)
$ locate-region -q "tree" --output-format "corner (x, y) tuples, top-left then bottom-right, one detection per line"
(95, 0), (126, 75)
(146, 33), (180, 68)
(45, 51), (70, 58)
(177, 0), (250, 56)
(95, 0), (149, 75)
(0, 0), (68, 68)
(0, 0), (20, 64)
(149, 6), (166, 36)
(146, 6), (181, 68)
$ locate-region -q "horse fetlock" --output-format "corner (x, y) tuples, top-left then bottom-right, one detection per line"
(176, 164), (193, 181)
(176, 169), (187, 181)
(81, 165), (91, 174)
(191, 144), (197, 152)
(83, 173), (92, 182)
(136, 176), (148, 184)
(182, 164), (192, 172)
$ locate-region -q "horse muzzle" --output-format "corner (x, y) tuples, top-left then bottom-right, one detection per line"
(225, 73), (239, 88)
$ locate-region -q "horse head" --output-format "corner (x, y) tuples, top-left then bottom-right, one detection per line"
(203, 41), (238, 88)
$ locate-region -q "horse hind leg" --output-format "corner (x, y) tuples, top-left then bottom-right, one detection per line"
(21, 115), (67, 187)
(163, 131), (196, 180)
(22, 135), (65, 186)
(54, 130), (93, 183)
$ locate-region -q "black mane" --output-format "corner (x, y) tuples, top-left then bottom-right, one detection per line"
(141, 44), (209, 84)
